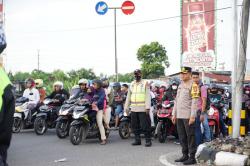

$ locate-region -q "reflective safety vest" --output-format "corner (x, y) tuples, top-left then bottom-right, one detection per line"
(0, 67), (11, 111)
(130, 80), (147, 107)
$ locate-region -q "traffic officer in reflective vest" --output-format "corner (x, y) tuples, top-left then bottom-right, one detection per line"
(124, 69), (151, 147)
(172, 67), (199, 165)
(0, 64), (15, 166)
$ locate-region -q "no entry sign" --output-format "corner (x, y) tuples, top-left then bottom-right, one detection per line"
(121, 1), (135, 15)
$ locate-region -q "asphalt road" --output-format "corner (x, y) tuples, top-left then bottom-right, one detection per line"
(8, 129), (182, 166)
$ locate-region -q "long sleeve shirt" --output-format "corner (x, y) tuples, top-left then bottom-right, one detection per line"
(23, 88), (40, 105)
(172, 80), (198, 119)
(124, 80), (151, 113)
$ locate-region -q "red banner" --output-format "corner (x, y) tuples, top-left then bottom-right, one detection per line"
(181, 0), (216, 71)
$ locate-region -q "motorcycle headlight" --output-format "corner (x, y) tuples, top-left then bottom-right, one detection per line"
(59, 109), (69, 116)
(208, 107), (215, 116)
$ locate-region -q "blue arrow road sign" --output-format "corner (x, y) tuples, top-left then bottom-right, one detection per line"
(95, 1), (108, 15)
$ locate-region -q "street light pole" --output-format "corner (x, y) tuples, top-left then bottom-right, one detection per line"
(114, 8), (118, 82)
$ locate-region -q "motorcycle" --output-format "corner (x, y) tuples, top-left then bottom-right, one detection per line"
(118, 112), (131, 139)
(12, 97), (38, 133)
(34, 98), (60, 135)
(208, 103), (220, 140)
(69, 100), (109, 145)
(55, 99), (77, 139)
(55, 87), (81, 139)
(156, 101), (178, 143)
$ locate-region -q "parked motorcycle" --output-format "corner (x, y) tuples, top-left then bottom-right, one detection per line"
(34, 98), (60, 135)
(69, 100), (109, 145)
(12, 97), (38, 133)
(156, 101), (178, 143)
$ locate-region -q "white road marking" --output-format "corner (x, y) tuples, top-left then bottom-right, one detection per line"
(159, 154), (177, 166)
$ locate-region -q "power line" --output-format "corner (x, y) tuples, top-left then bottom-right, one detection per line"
(8, 6), (234, 34)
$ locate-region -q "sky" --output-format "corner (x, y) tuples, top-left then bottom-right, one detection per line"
(3, 0), (250, 76)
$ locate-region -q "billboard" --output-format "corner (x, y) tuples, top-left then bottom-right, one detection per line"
(181, 0), (216, 71)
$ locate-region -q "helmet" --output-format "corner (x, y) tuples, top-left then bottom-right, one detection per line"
(210, 83), (218, 89)
(35, 79), (43, 88)
(101, 78), (109, 88)
(134, 69), (141, 76)
(92, 79), (103, 89)
(113, 82), (121, 91)
(152, 83), (160, 88)
(53, 81), (63, 89)
(78, 79), (88, 85)
(25, 78), (35, 87)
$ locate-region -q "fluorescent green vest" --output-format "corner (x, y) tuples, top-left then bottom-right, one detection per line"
(130, 80), (147, 107)
(0, 67), (11, 111)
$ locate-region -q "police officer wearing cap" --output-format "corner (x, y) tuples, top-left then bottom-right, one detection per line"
(172, 67), (199, 165)
(124, 69), (152, 147)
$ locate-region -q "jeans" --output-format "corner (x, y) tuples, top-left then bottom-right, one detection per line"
(219, 111), (227, 136)
(195, 111), (211, 146)
(115, 105), (123, 116)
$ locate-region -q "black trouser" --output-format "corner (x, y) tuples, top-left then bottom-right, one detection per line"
(176, 119), (196, 159)
(0, 85), (15, 166)
(131, 112), (151, 141)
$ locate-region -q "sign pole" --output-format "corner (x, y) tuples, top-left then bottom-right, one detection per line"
(114, 8), (118, 82)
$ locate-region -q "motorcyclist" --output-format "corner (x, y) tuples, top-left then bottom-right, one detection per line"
(208, 84), (227, 137)
(77, 79), (89, 98)
(101, 78), (112, 129)
(46, 81), (69, 107)
(35, 79), (46, 103)
(112, 82), (126, 130)
(162, 81), (179, 102)
(92, 79), (107, 145)
(23, 78), (40, 109)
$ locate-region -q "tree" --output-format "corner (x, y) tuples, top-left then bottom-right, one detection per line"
(109, 72), (134, 82)
(137, 42), (169, 79)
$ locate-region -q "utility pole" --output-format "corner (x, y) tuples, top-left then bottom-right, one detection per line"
(114, 8), (118, 82)
(232, 0), (250, 138)
(37, 49), (40, 71)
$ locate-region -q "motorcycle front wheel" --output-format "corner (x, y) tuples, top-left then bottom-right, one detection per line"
(12, 117), (23, 133)
(56, 120), (69, 139)
(157, 121), (167, 143)
(119, 121), (130, 139)
(34, 117), (47, 135)
(69, 125), (83, 145)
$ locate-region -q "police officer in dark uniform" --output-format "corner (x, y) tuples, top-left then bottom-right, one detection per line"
(0, 41), (15, 166)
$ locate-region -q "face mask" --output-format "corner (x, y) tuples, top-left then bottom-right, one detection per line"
(211, 91), (218, 94)
(135, 75), (141, 81)
(172, 85), (177, 90)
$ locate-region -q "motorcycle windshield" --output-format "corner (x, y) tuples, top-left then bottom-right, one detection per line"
(70, 87), (81, 99)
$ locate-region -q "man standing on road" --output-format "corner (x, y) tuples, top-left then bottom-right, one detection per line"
(124, 69), (152, 147)
(192, 71), (211, 146)
(172, 67), (199, 165)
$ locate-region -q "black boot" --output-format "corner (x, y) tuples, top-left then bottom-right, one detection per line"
(183, 157), (196, 165)
(132, 139), (141, 146)
(132, 135), (141, 146)
(145, 139), (152, 147)
(174, 155), (189, 162)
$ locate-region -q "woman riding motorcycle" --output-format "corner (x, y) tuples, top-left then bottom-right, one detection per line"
(23, 78), (40, 110)
(92, 79), (107, 145)
(35, 79), (46, 103)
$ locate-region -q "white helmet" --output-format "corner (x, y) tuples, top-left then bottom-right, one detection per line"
(78, 79), (88, 85)
(53, 81), (63, 89)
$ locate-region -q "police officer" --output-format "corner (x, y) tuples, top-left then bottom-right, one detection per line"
(172, 67), (199, 165)
(124, 69), (151, 147)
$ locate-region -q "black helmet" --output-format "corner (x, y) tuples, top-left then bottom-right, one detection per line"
(134, 69), (141, 75)
(210, 83), (218, 89)
(101, 78), (109, 88)
(92, 79), (103, 89)
(113, 82), (121, 88)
